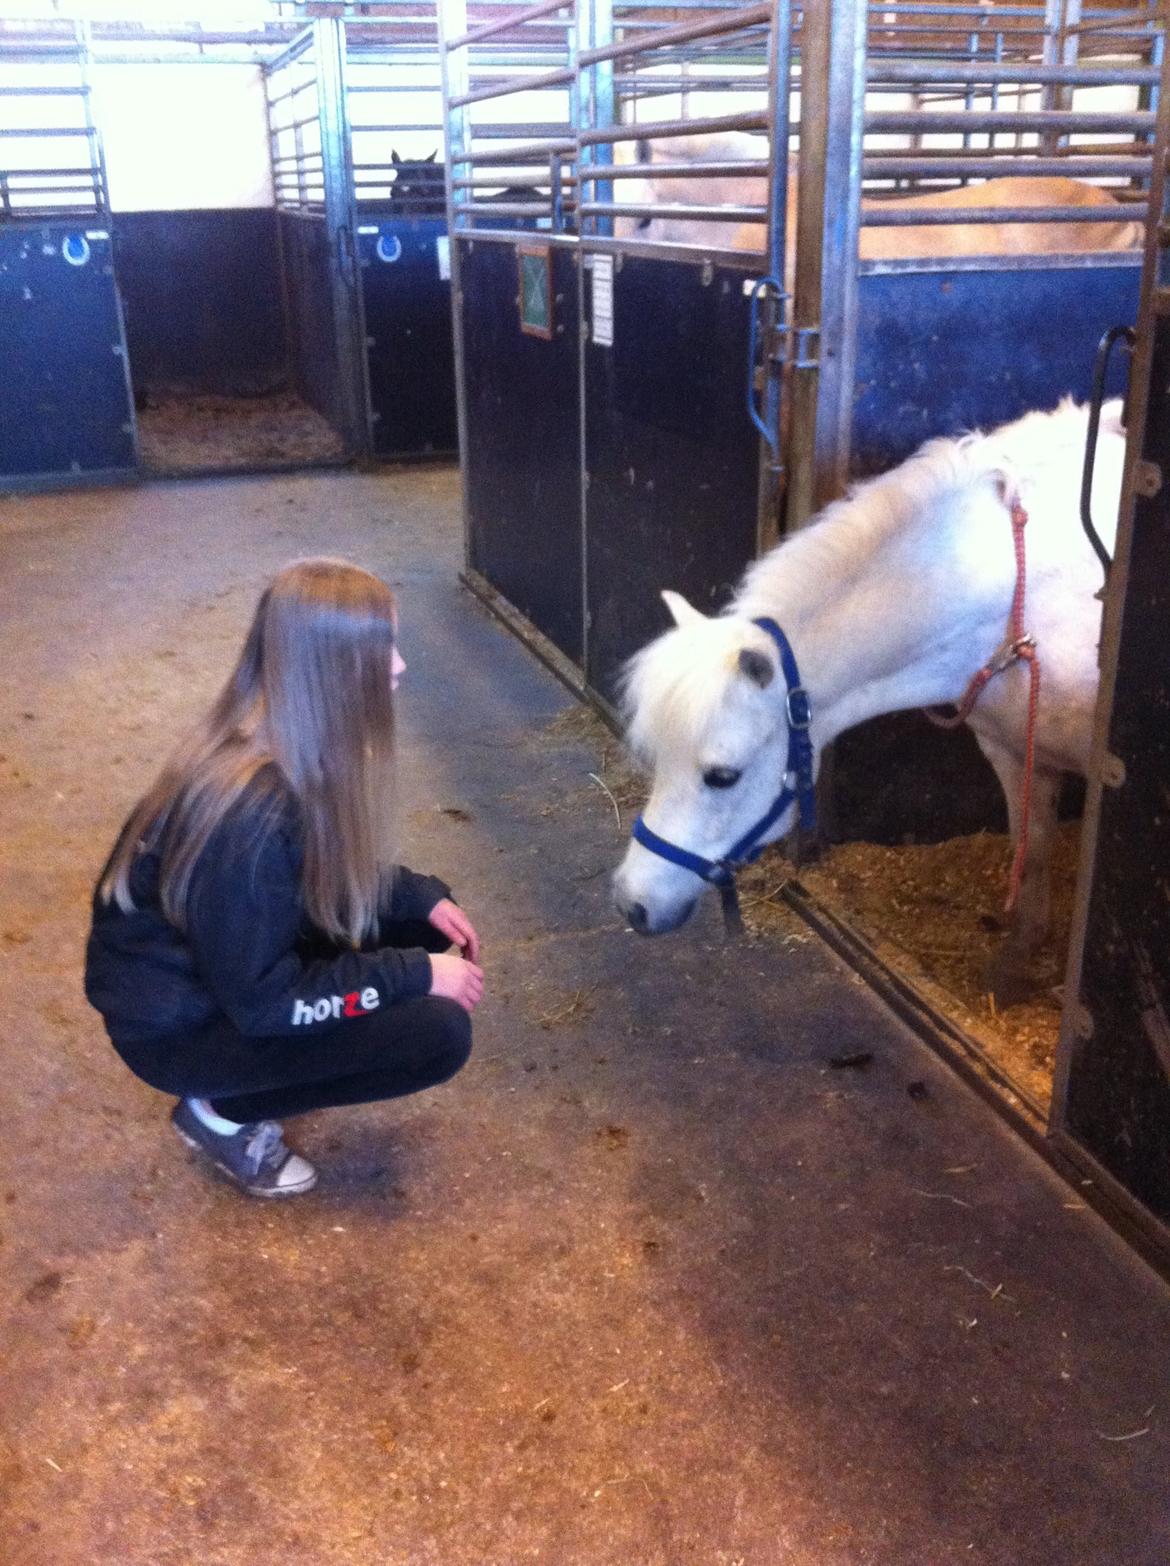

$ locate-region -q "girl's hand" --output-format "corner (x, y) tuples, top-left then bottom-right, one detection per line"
(428, 952), (484, 1013)
(429, 898), (481, 962)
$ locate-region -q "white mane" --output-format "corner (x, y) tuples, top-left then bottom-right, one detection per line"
(623, 398), (1114, 763)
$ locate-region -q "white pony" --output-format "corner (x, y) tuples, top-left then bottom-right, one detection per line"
(613, 399), (1126, 1001)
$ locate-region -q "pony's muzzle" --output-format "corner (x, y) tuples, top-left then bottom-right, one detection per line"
(613, 880), (697, 936)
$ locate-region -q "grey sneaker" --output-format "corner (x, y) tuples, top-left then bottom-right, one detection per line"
(171, 1100), (317, 1198)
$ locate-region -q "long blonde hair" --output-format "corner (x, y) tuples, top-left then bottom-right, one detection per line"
(102, 558), (399, 945)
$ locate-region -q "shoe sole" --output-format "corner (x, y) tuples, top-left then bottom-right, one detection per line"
(172, 1121), (318, 1198)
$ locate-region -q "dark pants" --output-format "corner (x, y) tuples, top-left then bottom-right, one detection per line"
(114, 921), (471, 1124)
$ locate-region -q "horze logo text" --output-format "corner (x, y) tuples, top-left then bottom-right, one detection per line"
(292, 988), (381, 1025)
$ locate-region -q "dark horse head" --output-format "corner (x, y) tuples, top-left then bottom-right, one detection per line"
(389, 150), (446, 217)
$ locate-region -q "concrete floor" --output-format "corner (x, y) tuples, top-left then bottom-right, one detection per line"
(1, 466), (1168, 1566)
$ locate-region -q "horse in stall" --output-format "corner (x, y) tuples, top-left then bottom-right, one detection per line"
(612, 398), (1126, 1004)
(388, 150), (447, 217)
(387, 149), (550, 226)
(615, 133), (1143, 265)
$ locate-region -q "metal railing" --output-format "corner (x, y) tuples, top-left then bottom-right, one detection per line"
(0, 22), (106, 220)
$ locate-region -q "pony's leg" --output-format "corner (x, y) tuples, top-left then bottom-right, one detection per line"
(973, 733), (1062, 1005)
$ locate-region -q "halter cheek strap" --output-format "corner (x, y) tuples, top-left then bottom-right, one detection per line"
(630, 617), (817, 929)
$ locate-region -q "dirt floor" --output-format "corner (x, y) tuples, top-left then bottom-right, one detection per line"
(3, 467), (1170, 1566)
(136, 393), (346, 475)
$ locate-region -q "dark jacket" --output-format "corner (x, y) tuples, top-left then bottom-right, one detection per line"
(85, 770), (450, 1047)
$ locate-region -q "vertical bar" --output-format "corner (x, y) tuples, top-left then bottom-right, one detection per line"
(580, 0), (614, 238)
(755, 0), (792, 553)
(437, 0), (473, 563)
(76, 20), (106, 215)
(785, 0), (867, 527)
(579, 0), (601, 676)
(339, 19), (376, 455)
(316, 15), (370, 458)
(1051, 34), (1170, 1132)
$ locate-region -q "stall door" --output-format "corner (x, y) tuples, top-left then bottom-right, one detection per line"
(357, 216), (457, 458)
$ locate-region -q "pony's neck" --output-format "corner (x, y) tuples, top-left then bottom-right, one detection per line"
(736, 472), (1008, 747)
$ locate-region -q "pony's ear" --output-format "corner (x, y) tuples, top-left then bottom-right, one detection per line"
(426, 150), (437, 162)
(738, 647), (775, 689)
(661, 589), (704, 628)
(392, 150), (401, 164)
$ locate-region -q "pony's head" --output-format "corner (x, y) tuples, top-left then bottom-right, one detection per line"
(613, 591), (810, 935)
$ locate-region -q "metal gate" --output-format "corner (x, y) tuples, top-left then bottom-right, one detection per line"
(346, 15), (458, 460)
(0, 21), (136, 487)
(1051, 36), (1170, 1246)
(265, 19), (367, 458)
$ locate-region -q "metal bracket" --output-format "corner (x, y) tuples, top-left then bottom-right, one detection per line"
(1135, 460), (1163, 499)
(789, 325), (820, 371)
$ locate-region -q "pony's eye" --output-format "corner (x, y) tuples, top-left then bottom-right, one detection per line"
(702, 766), (742, 790)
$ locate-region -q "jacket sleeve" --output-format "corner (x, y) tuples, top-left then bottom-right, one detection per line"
(383, 864), (452, 923)
(186, 812), (433, 1038)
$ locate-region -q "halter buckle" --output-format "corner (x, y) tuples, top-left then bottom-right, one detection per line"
(786, 685), (812, 730)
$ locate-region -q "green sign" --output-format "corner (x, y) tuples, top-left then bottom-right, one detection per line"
(518, 246), (552, 339)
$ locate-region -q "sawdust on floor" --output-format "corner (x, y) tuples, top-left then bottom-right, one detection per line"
(136, 393), (347, 474)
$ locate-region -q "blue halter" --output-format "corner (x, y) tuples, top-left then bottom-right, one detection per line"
(630, 617), (817, 921)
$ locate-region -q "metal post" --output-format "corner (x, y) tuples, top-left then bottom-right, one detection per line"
(437, 0), (473, 564)
(316, 16), (371, 460)
(786, 0), (867, 527)
(754, 0), (793, 552)
(1051, 29), (1170, 1140)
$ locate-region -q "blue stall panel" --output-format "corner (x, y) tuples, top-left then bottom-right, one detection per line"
(0, 222), (135, 483)
(357, 215), (457, 459)
(852, 260), (1142, 475)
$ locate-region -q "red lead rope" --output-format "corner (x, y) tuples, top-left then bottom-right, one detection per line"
(926, 498), (1040, 914)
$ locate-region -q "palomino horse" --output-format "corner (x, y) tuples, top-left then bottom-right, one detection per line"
(612, 399), (1126, 1002)
(615, 133), (1143, 263)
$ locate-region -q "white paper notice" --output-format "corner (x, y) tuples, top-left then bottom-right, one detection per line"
(591, 254), (614, 347)
(436, 235), (451, 281)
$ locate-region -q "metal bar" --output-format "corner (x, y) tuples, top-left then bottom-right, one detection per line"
(578, 159), (769, 181)
(445, 0), (571, 51)
(865, 59), (1158, 87)
(348, 122), (451, 134)
(262, 25), (316, 78)
(451, 171), (559, 186)
(579, 108), (768, 145)
(461, 199), (551, 215)
(449, 63), (574, 107)
(0, 85), (89, 96)
(579, 3), (770, 66)
(866, 109), (1155, 133)
(863, 155), (1153, 177)
(0, 126), (97, 139)
(788, 0), (867, 524)
(315, 16), (368, 458)
(450, 136), (573, 163)
(860, 202), (1145, 224)
(438, 0), (474, 566)
(580, 200), (762, 221)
